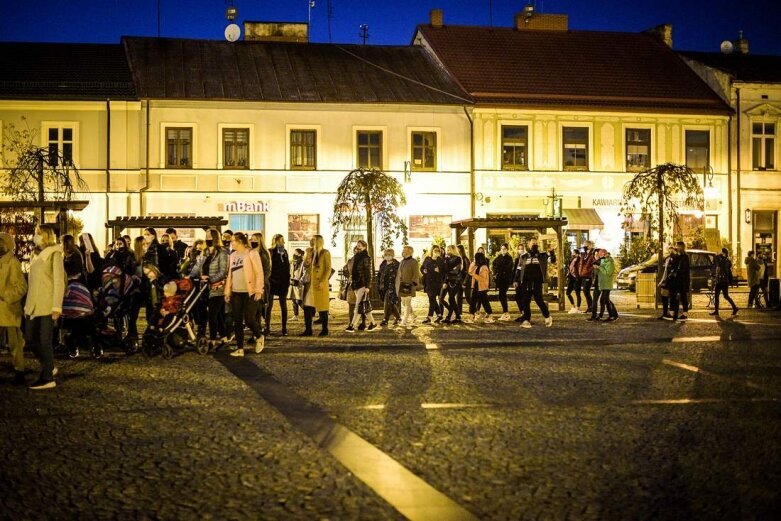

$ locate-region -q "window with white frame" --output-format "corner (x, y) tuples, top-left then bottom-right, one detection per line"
(47, 126), (74, 167)
(411, 131), (437, 171)
(290, 129), (317, 170)
(222, 128), (249, 169)
(356, 130), (382, 169)
(166, 127), (193, 168)
(563, 127), (589, 171)
(752, 122), (775, 170)
(685, 130), (710, 173)
(501, 125), (528, 170)
(626, 128), (651, 171)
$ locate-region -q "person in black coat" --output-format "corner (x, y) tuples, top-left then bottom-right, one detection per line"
(377, 248), (401, 326)
(442, 245), (464, 323)
(266, 234), (291, 336)
(78, 232), (104, 291)
(492, 242), (514, 320)
(710, 248), (738, 317)
(668, 241), (691, 321)
(104, 236), (137, 278)
(346, 240), (377, 332)
(166, 227), (189, 265)
(421, 245), (446, 323)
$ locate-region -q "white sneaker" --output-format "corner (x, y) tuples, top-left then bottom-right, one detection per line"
(483, 315), (495, 323)
(499, 313), (511, 321)
(568, 307), (579, 314)
(230, 348), (245, 357)
(545, 316), (553, 328)
(52, 367), (59, 377)
(463, 314), (474, 323)
(521, 320), (532, 329)
(255, 337), (265, 354)
(290, 315), (299, 322)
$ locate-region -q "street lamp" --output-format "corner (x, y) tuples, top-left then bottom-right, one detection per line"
(703, 165), (718, 200)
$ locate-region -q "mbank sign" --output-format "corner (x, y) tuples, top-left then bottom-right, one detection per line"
(223, 201), (270, 212)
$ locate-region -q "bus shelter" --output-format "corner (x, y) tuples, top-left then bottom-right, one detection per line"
(450, 216), (569, 311)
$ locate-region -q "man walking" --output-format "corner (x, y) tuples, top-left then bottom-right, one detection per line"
(670, 241), (690, 321)
(492, 243), (514, 321)
(0, 233), (27, 385)
(711, 248), (738, 317)
(517, 238), (555, 329)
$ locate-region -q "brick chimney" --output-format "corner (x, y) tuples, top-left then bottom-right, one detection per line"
(514, 8), (568, 31)
(643, 23), (673, 48)
(735, 31), (749, 54)
(430, 9), (443, 28)
(244, 21), (308, 43)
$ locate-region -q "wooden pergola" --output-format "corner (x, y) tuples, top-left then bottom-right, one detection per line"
(0, 200), (90, 236)
(106, 216), (228, 240)
(450, 216), (569, 310)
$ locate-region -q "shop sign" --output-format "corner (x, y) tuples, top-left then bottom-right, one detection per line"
(223, 201), (270, 212)
(589, 198), (623, 208)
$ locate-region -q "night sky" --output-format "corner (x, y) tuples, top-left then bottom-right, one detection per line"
(1, 0), (779, 54)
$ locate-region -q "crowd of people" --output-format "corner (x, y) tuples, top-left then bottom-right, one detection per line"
(3, 222), (770, 391)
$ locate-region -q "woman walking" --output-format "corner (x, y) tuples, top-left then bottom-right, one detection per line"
(596, 249), (618, 321)
(492, 243), (514, 321)
(396, 245), (420, 327)
(457, 244), (471, 312)
(266, 234), (291, 336)
(191, 229), (230, 349)
(250, 232), (272, 334)
(443, 245), (463, 323)
(0, 232), (28, 385)
(565, 248), (582, 314)
(421, 245), (445, 324)
(467, 252), (493, 323)
(299, 246), (315, 336)
(711, 248), (739, 317)
(289, 248), (305, 321)
(25, 225), (65, 390)
(377, 248), (401, 327)
(308, 235), (332, 336)
(347, 240), (377, 332)
(225, 232), (265, 356)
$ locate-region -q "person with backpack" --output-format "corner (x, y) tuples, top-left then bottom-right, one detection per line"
(492, 243), (514, 321)
(711, 247), (739, 317)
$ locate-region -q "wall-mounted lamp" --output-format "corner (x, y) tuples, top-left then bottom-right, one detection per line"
(745, 209), (752, 224)
(403, 161), (411, 183)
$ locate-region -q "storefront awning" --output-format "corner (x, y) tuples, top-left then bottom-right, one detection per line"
(562, 209), (604, 231)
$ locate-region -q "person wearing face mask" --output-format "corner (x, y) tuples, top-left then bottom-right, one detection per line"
(0, 232), (28, 385)
(396, 245), (420, 327)
(420, 245), (446, 324)
(25, 225), (65, 390)
(342, 245), (365, 330)
(225, 232), (265, 356)
(578, 240), (597, 314)
(78, 232), (104, 291)
(142, 227), (177, 280)
(377, 248), (401, 326)
(250, 232), (272, 335)
(104, 236), (137, 277)
(517, 238), (555, 329)
(289, 248), (305, 321)
(457, 244), (471, 312)
(346, 239), (377, 332)
(492, 243), (514, 321)
(442, 245), (463, 324)
(711, 248), (738, 317)
(221, 230), (234, 251)
(565, 248), (583, 314)
(657, 245), (677, 320)
(467, 251), (493, 323)
(191, 229), (230, 349)
(266, 234), (291, 336)
(595, 249), (618, 322)
(512, 243), (527, 321)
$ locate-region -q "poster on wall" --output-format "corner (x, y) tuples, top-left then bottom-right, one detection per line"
(288, 214), (319, 246)
(409, 215), (452, 241)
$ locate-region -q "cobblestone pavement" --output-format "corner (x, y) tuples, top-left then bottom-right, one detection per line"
(1, 291), (780, 520)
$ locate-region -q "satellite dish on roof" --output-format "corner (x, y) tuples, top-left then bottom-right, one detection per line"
(720, 40), (734, 54)
(225, 23), (241, 42)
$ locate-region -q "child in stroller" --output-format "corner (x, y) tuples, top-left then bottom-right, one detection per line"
(142, 277), (210, 359)
(92, 265), (138, 356)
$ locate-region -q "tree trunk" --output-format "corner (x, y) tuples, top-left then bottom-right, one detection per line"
(365, 196), (374, 274)
(37, 155), (45, 225)
(657, 190), (664, 309)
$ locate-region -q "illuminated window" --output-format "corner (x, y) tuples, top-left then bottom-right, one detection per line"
(411, 131), (437, 171)
(685, 130), (709, 173)
(752, 122), (775, 170)
(563, 127), (588, 171)
(626, 129), (651, 171)
(501, 126), (528, 170)
(222, 128), (249, 169)
(288, 214), (319, 242)
(357, 131), (382, 169)
(47, 127), (74, 167)
(290, 130), (316, 170)
(166, 127), (192, 168)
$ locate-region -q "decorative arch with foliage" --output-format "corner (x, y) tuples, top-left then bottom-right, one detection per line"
(331, 168), (408, 269)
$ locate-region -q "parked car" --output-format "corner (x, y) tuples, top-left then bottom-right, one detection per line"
(616, 249), (717, 291)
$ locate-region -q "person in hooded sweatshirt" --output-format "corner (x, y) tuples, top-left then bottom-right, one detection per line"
(0, 232), (28, 385)
(25, 225), (65, 390)
(517, 238), (555, 329)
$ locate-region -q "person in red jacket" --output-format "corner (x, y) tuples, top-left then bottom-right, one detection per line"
(578, 240), (597, 314)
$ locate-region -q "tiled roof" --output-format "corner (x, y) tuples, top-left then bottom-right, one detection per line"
(122, 37), (470, 104)
(416, 25), (731, 114)
(0, 42), (136, 100)
(678, 51), (781, 83)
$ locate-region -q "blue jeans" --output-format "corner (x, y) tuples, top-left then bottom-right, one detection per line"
(25, 315), (55, 381)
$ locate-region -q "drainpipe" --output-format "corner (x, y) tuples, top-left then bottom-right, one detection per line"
(463, 105), (475, 258)
(736, 88), (742, 275)
(727, 113), (733, 249)
(140, 100), (151, 216)
(105, 99), (111, 233)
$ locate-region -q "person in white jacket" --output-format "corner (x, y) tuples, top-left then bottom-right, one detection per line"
(25, 224), (65, 390)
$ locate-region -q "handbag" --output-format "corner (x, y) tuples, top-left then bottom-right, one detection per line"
(358, 297), (372, 315)
(660, 288), (670, 297)
(338, 283), (348, 301)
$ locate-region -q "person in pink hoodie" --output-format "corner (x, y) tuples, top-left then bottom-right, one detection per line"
(225, 232), (265, 357)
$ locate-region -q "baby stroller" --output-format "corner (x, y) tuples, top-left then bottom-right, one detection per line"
(93, 265), (139, 357)
(141, 278), (210, 359)
(61, 279), (98, 359)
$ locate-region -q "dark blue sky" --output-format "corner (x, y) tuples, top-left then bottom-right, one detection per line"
(1, 0), (779, 54)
